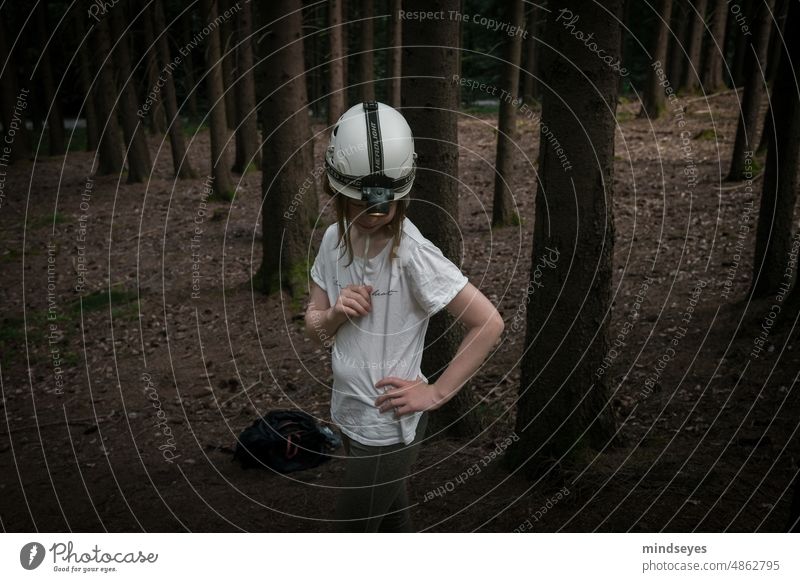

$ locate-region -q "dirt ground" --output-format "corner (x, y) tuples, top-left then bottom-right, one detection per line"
(1, 92), (799, 532)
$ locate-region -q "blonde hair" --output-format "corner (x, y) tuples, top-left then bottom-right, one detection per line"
(324, 180), (410, 268)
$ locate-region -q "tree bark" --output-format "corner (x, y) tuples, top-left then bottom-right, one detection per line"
(328, 0), (346, 125)
(72, 9), (99, 152)
(202, 0), (236, 200)
(153, 0), (197, 179)
(35, 1), (66, 156)
(522, 3), (540, 102)
(254, 0), (315, 297)
(639, 0), (674, 118)
(492, 0), (525, 227)
(757, 0), (790, 154)
(220, 0), (238, 129)
(682, 0), (709, 92)
(701, 0), (728, 91)
(726, 0), (773, 181)
(387, 0), (403, 109)
(402, 0), (483, 438)
(91, 13), (125, 175)
(506, 0), (621, 478)
(668, 0), (690, 89)
(141, 3), (168, 135)
(730, 0), (753, 86)
(181, 11), (200, 119)
(232, 0), (261, 173)
(751, 0), (800, 299)
(0, 17), (32, 162)
(358, 0), (375, 101)
(110, 3), (153, 183)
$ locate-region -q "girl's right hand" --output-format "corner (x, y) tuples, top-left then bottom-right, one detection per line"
(332, 284), (373, 319)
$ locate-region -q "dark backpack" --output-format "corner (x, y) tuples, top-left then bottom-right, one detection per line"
(233, 409), (341, 473)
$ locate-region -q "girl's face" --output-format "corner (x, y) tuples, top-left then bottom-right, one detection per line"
(346, 198), (397, 235)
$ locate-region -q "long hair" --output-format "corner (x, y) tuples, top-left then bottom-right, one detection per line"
(325, 180), (410, 268)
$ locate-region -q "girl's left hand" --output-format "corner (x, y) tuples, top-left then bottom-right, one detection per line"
(374, 375), (443, 417)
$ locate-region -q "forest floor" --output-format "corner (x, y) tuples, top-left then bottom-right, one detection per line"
(1, 91), (799, 532)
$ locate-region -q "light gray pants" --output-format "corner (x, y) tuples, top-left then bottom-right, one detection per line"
(334, 412), (428, 532)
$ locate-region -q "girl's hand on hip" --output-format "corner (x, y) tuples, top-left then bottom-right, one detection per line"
(374, 375), (443, 417)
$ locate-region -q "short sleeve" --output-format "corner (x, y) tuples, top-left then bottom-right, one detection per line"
(310, 227), (330, 291)
(405, 242), (469, 317)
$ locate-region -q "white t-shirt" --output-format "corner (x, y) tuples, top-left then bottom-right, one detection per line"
(310, 217), (469, 446)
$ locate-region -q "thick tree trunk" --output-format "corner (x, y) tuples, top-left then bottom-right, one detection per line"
(668, 0), (690, 89)
(639, 0), (674, 118)
(202, 0), (236, 200)
(757, 0), (790, 154)
(153, 0), (197, 179)
(358, 0), (375, 101)
(492, 0), (525, 227)
(35, 1), (66, 156)
(682, 0), (709, 92)
(701, 0), (728, 91)
(328, 0), (346, 125)
(141, 4), (168, 135)
(730, 0), (753, 86)
(726, 0), (773, 181)
(232, 0), (261, 173)
(254, 0), (315, 297)
(388, 0), (402, 109)
(110, 3), (153, 183)
(73, 10), (99, 152)
(751, 0), (800, 299)
(91, 14), (125, 175)
(506, 0), (621, 478)
(403, 0), (483, 438)
(0, 17), (32, 162)
(522, 3), (540, 102)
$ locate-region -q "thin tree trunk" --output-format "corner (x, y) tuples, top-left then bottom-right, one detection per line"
(0, 17), (32, 162)
(403, 0), (483, 438)
(342, 0), (349, 102)
(232, 0), (260, 173)
(254, 0), (315, 297)
(181, 11), (200, 119)
(220, 0), (238, 130)
(35, 1), (66, 155)
(492, 0), (525, 227)
(73, 10), (99, 152)
(506, 0), (622, 478)
(359, 0), (375, 101)
(751, 0), (800, 299)
(639, 0), (674, 118)
(202, 0), (236, 200)
(701, 0), (728, 91)
(328, 0), (346, 125)
(668, 0), (690, 88)
(730, 0), (753, 86)
(109, 3), (153, 183)
(522, 3), (540, 102)
(153, 0), (197, 179)
(91, 13), (125, 175)
(682, 0), (709, 92)
(757, 0), (789, 154)
(727, 0), (773, 181)
(141, 4), (168, 135)
(388, 0), (402, 109)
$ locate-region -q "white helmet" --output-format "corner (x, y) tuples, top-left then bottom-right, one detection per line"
(325, 101), (417, 215)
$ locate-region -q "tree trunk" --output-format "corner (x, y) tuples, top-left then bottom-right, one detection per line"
(35, 1), (66, 156)
(220, 0), (238, 130)
(668, 0), (690, 89)
(0, 17), (32, 162)
(522, 3), (540, 102)
(254, 0), (315, 297)
(328, 0), (346, 125)
(492, 0), (525, 227)
(505, 0), (621, 478)
(72, 9), (99, 152)
(757, 0), (790, 154)
(232, 0), (261, 173)
(202, 0), (236, 200)
(387, 0), (402, 108)
(730, 0), (753, 86)
(726, 0), (773, 181)
(91, 13), (125, 175)
(153, 0), (197, 179)
(141, 4), (168, 135)
(751, 0), (800, 299)
(358, 0), (375, 101)
(109, 3), (153, 183)
(701, 0), (728, 91)
(342, 0), (349, 102)
(402, 0), (483, 438)
(682, 0), (709, 92)
(639, 0), (674, 118)
(181, 11), (200, 119)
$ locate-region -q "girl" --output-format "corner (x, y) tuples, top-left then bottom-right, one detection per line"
(305, 101), (504, 532)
